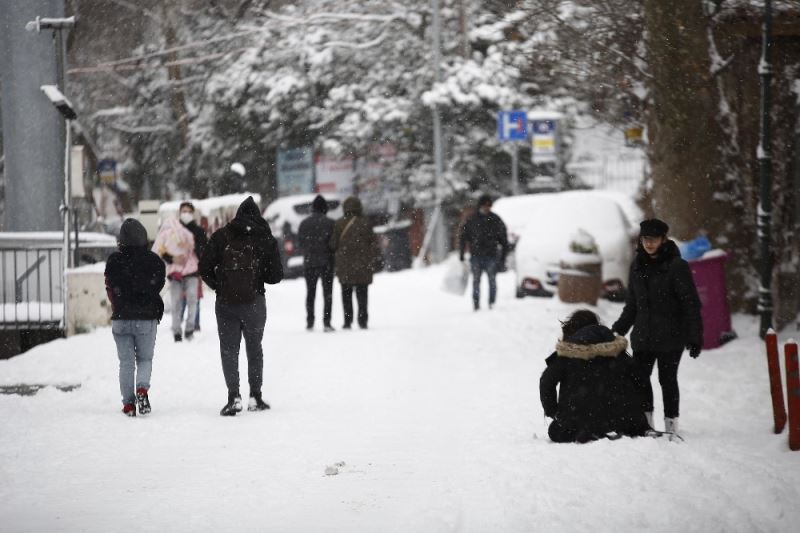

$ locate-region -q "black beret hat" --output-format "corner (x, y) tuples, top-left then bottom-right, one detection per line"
(639, 218), (669, 237)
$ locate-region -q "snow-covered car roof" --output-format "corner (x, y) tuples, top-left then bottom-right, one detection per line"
(515, 191), (633, 240)
(262, 193), (344, 236)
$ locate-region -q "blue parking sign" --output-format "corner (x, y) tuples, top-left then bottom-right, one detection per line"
(497, 111), (528, 141)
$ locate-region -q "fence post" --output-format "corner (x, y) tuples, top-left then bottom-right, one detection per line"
(785, 339), (800, 450)
(765, 329), (786, 433)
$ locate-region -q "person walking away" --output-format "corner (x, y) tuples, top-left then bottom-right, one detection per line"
(540, 310), (650, 443)
(330, 196), (378, 329)
(199, 196), (284, 416)
(611, 218), (703, 440)
(298, 195), (336, 332)
(177, 202), (208, 332)
(459, 194), (509, 310)
(105, 219), (166, 417)
(152, 213), (200, 342)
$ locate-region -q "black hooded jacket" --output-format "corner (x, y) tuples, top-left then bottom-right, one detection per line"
(539, 325), (649, 439)
(612, 239), (703, 352)
(104, 219), (166, 320)
(182, 220), (208, 261)
(199, 196), (283, 304)
(298, 200), (335, 269)
(459, 210), (509, 260)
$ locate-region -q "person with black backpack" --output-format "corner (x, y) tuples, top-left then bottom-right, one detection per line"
(199, 196), (284, 416)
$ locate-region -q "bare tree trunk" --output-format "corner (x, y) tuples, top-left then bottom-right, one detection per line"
(644, 0), (724, 240)
(163, 4), (189, 146)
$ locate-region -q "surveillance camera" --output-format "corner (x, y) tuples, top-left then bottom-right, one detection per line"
(25, 16), (76, 32)
(40, 85), (77, 120)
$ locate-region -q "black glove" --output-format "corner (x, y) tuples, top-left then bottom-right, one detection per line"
(162, 253), (173, 265)
(688, 343), (701, 359)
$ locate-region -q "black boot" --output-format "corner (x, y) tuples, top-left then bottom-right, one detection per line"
(247, 392), (270, 412)
(220, 393), (243, 416)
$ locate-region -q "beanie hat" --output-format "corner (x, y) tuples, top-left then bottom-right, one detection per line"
(477, 194), (493, 208)
(119, 218), (148, 247)
(639, 218), (669, 237)
(565, 324), (616, 345)
(312, 195), (328, 214)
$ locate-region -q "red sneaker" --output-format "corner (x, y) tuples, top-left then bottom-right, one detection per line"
(122, 403), (136, 417)
(136, 388), (151, 415)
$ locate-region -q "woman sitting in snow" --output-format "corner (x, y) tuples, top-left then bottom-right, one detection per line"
(539, 310), (651, 443)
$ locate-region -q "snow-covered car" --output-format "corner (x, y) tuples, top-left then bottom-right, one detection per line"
(492, 193), (551, 271)
(262, 193), (344, 278)
(511, 191), (638, 301)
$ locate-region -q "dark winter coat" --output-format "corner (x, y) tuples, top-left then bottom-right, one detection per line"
(199, 196), (283, 304)
(298, 213), (335, 269)
(539, 325), (650, 440)
(612, 240), (703, 352)
(183, 220), (208, 263)
(459, 211), (509, 260)
(330, 197), (379, 285)
(104, 219), (166, 321)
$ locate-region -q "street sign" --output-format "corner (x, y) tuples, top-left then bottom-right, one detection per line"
(277, 147), (314, 196)
(531, 119), (558, 163)
(70, 145), (86, 198)
(497, 111), (528, 142)
(97, 159), (117, 185)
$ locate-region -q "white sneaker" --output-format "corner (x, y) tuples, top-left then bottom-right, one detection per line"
(665, 417), (682, 441)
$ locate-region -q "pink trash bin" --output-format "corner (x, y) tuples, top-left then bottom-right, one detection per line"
(688, 251), (737, 350)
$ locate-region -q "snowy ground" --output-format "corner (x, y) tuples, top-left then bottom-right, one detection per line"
(1, 266), (798, 532)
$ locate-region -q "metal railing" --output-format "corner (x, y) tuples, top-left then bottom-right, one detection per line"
(0, 247), (64, 330)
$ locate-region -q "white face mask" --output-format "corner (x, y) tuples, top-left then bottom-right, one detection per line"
(180, 212), (194, 224)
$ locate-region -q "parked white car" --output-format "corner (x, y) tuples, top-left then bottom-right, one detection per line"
(491, 193), (548, 271)
(509, 191), (639, 301)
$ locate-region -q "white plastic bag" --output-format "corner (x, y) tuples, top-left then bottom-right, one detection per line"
(442, 254), (469, 295)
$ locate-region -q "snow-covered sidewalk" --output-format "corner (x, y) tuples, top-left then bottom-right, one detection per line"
(1, 266), (798, 532)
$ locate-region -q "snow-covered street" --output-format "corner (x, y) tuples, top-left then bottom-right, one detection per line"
(1, 266), (799, 532)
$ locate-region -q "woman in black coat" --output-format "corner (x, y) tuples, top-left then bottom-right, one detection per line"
(105, 219), (166, 416)
(612, 218), (702, 439)
(540, 310), (650, 443)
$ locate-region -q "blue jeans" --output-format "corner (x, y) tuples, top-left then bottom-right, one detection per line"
(170, 276), (199, 336)
(112, 319), (158, 405)
(470, 255), (498, 307)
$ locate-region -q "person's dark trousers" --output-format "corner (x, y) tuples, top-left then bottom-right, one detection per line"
(305, 264), (334, 328)
(633, 349), (683, 418)
(215, 294), (267, 398)
(470, 255), (498, 308)
(341, 284), (368, 327)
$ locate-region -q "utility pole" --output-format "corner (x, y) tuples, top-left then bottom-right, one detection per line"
(757, 0), (774, 338)
(417, 0), (447, 265)
(458, 0), (470, 58)
(27, 15), (76, 335)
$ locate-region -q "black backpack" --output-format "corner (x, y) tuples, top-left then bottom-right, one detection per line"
(220, 230), (259, 304)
